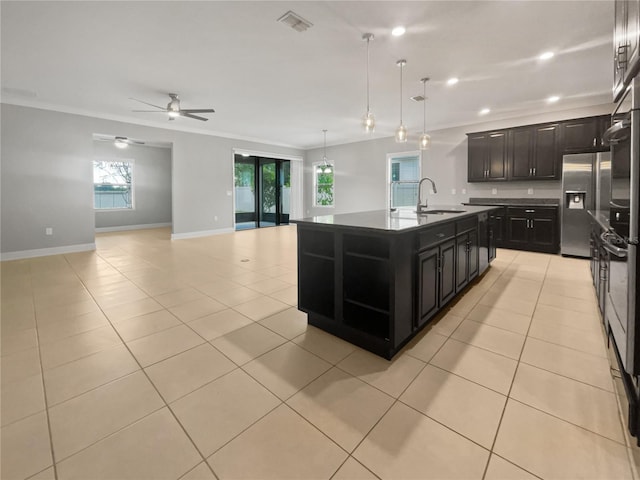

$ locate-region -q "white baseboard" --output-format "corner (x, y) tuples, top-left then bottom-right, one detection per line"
(171, 227), (234, 240)
(95, 222), (172, 233)
(1, 243), (96, 261)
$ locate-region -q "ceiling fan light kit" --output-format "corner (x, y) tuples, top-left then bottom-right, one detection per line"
(130, 93), (215, 122)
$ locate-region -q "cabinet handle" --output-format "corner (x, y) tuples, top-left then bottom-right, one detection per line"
(525, 209), (535, 213)
(436, 233), (445, 238)
(593, 138), (597, 147)
(529, 167), (532, 176)
(533, 167), (536, 176)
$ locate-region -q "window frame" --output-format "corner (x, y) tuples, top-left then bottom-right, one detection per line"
(313, 161), (335, 208)
(386, 151), (421, 209)
(93, 158), (136, 211)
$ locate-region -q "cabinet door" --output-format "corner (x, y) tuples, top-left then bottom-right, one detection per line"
(530, 216), (558, 251)
(440, 240), (456, 305)
(510, 127), (533, 180)
(487, 131), (508, 180)
(491, 212), (505, 247)
(614, 0), (628, 101)
(532, 123), (560, 180)
(506, 211), (529, 247)
(625, 0), (640, 85)
(468, 134), (487, 182)
(468, 229), (479, 281)
(456, 232), (469, 292)
(562, 117), (599, 153)
(417, 247), (439, 327)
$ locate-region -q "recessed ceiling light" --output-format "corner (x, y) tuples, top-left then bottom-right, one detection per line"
(539, 51), (554, 60)
(447, 77), (459, 86)
(479, 108), (491, 115)
(391, 26), (406, 37)
(547, 95), (560, 103)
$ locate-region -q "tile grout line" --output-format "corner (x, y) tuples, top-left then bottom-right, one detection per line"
(29, 257), (61, 480)
(481, 253), (552, 480)
(62, 255), (222, 480)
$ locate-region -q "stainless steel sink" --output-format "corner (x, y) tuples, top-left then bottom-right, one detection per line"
(416, 209), (466, 215)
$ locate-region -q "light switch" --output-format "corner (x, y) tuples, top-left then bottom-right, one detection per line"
(45, 227), (53, 236)
(451, 188), (456, 195)
(461, 188), (467, 195)
(528, 188), (534, 195)
(491, 188), (498, 195)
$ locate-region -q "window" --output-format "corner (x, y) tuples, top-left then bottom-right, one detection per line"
(388, 153), (420, 208)
(314, 162), (334, 207)
(93, 160), (134, 209)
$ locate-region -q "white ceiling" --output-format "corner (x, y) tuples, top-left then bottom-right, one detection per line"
(1, 1), (613, 149)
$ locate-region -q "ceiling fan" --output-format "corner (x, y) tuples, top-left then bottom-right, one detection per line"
(95, 135), (145, 149)
(130, 93), (215, 121)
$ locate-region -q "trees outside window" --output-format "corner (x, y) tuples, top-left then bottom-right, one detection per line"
(93, 160), (134, 209)
(314, 163), (334, 207)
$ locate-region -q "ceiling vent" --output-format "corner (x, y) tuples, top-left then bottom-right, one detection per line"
(411, 95), (426, 102)
(277, 10), (313, 32)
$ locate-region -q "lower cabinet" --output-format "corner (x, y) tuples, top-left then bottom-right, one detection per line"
(456, 229), (479, 292)
(505, 206), (558, 253)
(417, 239), (455, 327)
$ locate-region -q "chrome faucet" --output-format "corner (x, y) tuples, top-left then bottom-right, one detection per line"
(417, 177), (438, 213)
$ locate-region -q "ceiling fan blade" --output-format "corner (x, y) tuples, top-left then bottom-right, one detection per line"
(180, 108), (215, 114)
(181, 112), (209, 121)
(132, 110), (168, 113)
(129, 97), (166, 110)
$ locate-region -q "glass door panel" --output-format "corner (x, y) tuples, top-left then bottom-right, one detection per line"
(234, 158), (256, 230)
(259, 159), (277, 227)
(280, 161), (291, 224)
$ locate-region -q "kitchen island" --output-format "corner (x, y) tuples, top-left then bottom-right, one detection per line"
(292, 205), (500, 359)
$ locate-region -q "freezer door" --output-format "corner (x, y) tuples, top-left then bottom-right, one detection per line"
(560, 154), (595, 257)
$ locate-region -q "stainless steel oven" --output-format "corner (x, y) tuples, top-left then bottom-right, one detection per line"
(603, 78), (640, 377)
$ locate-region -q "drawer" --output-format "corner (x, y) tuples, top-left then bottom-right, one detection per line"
(418, 222), (455, 250)
(507, 206), (557, 218)
(456, 216), (478, 234)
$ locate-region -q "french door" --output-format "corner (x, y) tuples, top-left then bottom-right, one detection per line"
(234, 155), (290, 230)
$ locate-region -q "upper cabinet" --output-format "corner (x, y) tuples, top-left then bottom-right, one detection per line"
(508, 123), (561, 181)
(467, 131), (508, 182)
(467, 115), (610, 183)
(614, 0), (640, 101)
(561, 116), (611, 153)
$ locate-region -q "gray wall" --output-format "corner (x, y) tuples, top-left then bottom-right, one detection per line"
(1, 104), (303, 255)
(93, 141), (172, 229)
(304, 103), (613, 216)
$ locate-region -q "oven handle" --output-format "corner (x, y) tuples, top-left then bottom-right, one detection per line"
(601, 232), (628, 257)
(603, 119), (631, 145)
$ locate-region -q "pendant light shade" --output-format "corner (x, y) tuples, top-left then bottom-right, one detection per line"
(419, 77), (431, 150)
(395, 59), (407, 143)
(362, 33), (375, 133)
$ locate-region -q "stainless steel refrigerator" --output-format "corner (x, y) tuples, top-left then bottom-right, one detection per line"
(560, 152), (610, 257)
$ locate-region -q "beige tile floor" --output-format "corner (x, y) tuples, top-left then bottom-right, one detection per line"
(2, 225), (640, 480)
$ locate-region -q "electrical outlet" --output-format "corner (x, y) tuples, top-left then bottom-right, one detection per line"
(451, 188), (456, 195)
(491, 188), (498, 195)
(214, 216), (218, 221)
(226, 190), (232, 196)
(527, 188), (534, 195)
(45, 227), (53, 236)
(461, 188), (467, 195)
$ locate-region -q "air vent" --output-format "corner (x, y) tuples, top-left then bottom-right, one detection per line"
(411, 95), (426, 102)
(277, 10), (313, 32)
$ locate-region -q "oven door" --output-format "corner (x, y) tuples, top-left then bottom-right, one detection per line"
(604, 231), (630, 370)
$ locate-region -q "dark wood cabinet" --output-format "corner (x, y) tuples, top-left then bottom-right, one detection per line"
(489, 208), (506, 248)
(505, 206), (558, 253)
(417, 239), (455, 328)
(467, 131), (508, 182)
(469, 116), (611, 183)
(455, 224), (479, 292)
(614, 0), (640, 101)
(562, 116), (610, 153)
(508, 123), (560, 181)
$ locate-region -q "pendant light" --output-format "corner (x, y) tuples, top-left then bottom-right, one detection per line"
(362, 33), (375, 133)
(395, 59), (408, 143)
(319, 129), (332, 174)
(418, 77), (432, 150)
